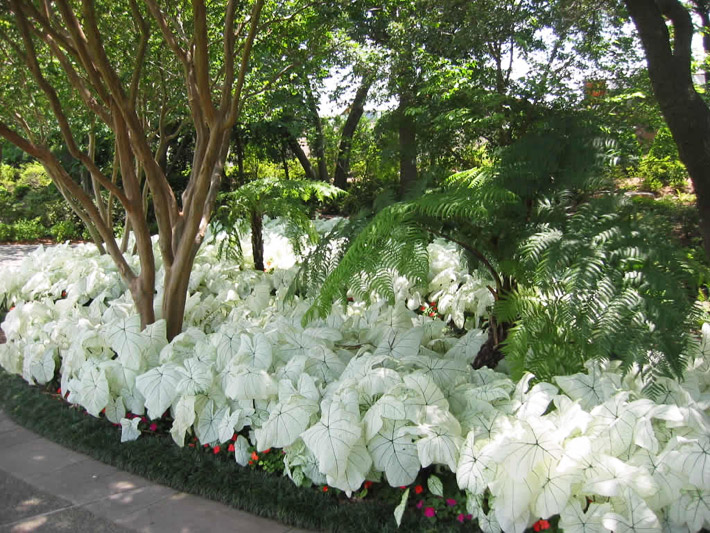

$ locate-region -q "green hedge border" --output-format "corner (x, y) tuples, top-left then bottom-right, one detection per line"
(0, 370), (468, 532)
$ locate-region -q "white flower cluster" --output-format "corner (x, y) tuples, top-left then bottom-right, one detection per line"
(0, 220), (708, 533)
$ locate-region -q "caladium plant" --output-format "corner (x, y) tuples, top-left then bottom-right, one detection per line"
(1, 218), (709, 532)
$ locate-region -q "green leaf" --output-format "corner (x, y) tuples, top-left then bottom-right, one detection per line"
(394, 488), (409, 527)
(427, 474), (443, 497)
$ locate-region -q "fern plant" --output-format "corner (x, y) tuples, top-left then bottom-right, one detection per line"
(211, 177), (342, 271)
(299, 115), (699, 381)
(498, 195), (698, 381)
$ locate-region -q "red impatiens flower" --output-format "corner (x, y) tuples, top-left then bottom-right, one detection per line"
(533, 519), (551, 532)
(149, 423), (158, 432)
(228, 443), (235, 452)
(457, 514), (465, 523)
(322, 486), (329, 492)
(414, 484), (424, 494)
(446, 498), (457, 506)
(231, 434), (238, 442)
(363, 481), (373, 490)
(424, 507), (436, 518)
(251, 451), (259, 461)
(213, 446), (221, 454)
(263, 448), (271, 454)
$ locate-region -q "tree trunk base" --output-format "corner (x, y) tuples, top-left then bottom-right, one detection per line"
(472, 321), (509, 370)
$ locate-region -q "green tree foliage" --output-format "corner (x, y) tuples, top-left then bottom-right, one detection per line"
(300, 115), (697, 382)
(212, 177), (342, 271)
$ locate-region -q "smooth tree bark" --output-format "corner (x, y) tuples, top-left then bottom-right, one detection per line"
(304, 79), (329, 182)
(0, 0), (265, 339)
(625, 0), (710, 257)
(250, 208), (265, 271)
(333, 76), (372, 189)
(286, 134), (317, 180)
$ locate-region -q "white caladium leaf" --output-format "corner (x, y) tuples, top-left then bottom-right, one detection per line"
(102, 361), (139, 396)
(559, 500), (612, 533)
(402, 373), (449, 419)
(104, 396), (126, 424)
(413, 406), (463, 472)
(141, 319), (168, 365)
(30, 347), (56, 385)
(77, 363), (111, 417)
(304, 345), (345, 384)
(234, 435), (251, 466)
(217, 408), (244, 443)
(602, 489), (662, 533)
(490, 473), (536, 533)
(556, 367), (617, 410)
(628, 448), (686, 510)
(303, 326), (342, 343)
(516, 382), (558, 419)
(407, 356), (471, 390)
(358, 367), (402, 398)
(302, 400), (362, 478)
(254, 395), (317, 450)
(325, 439), (372, 496)
(393, 487), (409, 527)
(367, 419), (420, 487)
(445, 329), (487, 364)
(363, 394), (407, 441)
(223, 364), (277, 401)
(532, 458), (575, 518)
(235, 333), (272, 370)
(588, 394), (637, 457)
(662, 436), (710, 489)
(135, 363), (181, 419)
(583, 454), (657, 498)
(120, 385), (145, 416)
(103, 315), (146, 371)
(177, 357), (213, 396)
(211, 324), (242, 371)
(195, 400), (230, 444)
(120, 417), (141, 442)
(457, 431), (498, 494)
(170, 395), (196, 447)
(490, 417), (562, 481)
(667, 488), (710, 532)
(374, 327), (423, 360)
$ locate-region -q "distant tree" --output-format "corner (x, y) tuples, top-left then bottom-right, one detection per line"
(624, 0), (710, 256)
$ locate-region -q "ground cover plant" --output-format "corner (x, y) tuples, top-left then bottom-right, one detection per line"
(1, 221), (709, 533)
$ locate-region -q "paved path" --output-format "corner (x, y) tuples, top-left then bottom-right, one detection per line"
(0, 244), (314, 533)
(0, 411), (306, 533)
(0, 244), (46, 270)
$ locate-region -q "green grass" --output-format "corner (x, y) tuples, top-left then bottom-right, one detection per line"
(0, 370), (469, 533)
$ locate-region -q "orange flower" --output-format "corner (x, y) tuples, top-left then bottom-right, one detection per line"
(251, 451), (259, 461)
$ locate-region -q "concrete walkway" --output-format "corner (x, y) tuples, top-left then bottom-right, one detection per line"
(0, 244), (46, 270)
(0, 411), (307, 533)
